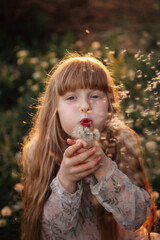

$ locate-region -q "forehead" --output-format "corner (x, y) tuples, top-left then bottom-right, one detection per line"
(55, 59), (109, 96)
(63, 88), (105, 95)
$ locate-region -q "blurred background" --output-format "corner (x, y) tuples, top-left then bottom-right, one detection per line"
(0, 0), (160, 239)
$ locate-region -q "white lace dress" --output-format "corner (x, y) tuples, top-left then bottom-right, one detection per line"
(41, 160), (160, 240)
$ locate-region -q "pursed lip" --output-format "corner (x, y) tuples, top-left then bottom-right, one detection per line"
(80, 118), (92, 127)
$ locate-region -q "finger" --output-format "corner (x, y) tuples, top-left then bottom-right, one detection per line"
(76, 139), (93, 149)
(76, 160), (101, 178)
(68, 138), (92, 149)
(72, 147), (97, 165)
(72, 147), (87, 157)
(67, 138), (76, 146)
(74, 155), (101, 172)
(64, 142), (82, 157)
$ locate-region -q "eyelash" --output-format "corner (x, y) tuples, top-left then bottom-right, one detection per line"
(91, 95), (99, 99)
(66, 94), (101, 100)
(67, 96), (76, 100)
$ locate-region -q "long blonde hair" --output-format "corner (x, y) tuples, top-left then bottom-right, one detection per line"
(21, 53), (156, 240)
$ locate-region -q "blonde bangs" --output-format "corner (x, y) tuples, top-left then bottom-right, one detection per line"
(54, 57), (109, 96)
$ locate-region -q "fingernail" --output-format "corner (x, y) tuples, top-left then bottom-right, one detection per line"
(91, 147), (96, 153)
(76, 142), (81, 147)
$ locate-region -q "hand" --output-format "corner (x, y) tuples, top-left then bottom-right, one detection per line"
(58, 141), (101, 193)
(93, 146), (111, 181)
(67, 138), (111, 182)
(67, 138), (93, 155)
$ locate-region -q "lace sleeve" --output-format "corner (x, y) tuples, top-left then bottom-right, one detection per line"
(41, 176), (82, 240)
(90, 160), (152, 232)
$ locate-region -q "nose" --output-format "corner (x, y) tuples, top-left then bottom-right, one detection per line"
(79, 99), (91, 113)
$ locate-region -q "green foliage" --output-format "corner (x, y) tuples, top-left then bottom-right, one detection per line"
(0, 26), (160, 238)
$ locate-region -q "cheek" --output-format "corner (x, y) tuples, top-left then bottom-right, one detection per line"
(58, 105), (76, 134)
(95, 102), (108, 115)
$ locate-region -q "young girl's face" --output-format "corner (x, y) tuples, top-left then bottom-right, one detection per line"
(57, 88), (108, 138)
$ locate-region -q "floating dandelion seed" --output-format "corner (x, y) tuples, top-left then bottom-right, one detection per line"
(85, 29), (90, 34)
(109, 51), (115, 55)
(128, 69), (135, 81)
(151, 66), (156, 69)
(134, 50), (141, 59)
(135, 97), (140, 100)
(49, 151), (54, 157)
(120, 49), (127, 55)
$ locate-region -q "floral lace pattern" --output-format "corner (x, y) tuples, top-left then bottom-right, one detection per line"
(42, 160), (155, 240)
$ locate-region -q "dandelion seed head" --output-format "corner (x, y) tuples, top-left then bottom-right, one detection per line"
(73, 125), (100, 142)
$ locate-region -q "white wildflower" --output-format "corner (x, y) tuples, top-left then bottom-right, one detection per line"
(0, 219), (7, 227)
(32, 72), (41, 80)
(30, 57), (39, 64)
(135, 83), (142, 90)
(40, 61), (49, 68)
(12, 201), (22, 212)
(1, 206), (12, 217)
(91, 41), (101, 50)
(16, 50), (29, 58)
(145, 141), (158, 152)
(14, 183), (24, 192)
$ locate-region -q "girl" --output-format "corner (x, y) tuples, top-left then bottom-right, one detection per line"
(21, 54), (159, 240)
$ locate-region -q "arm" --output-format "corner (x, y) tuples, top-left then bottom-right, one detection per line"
(42, 141), (101, 239)
(90, 159), (152, 231)
(91, 127), (152, 231)
(42, 176), (82, 240)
